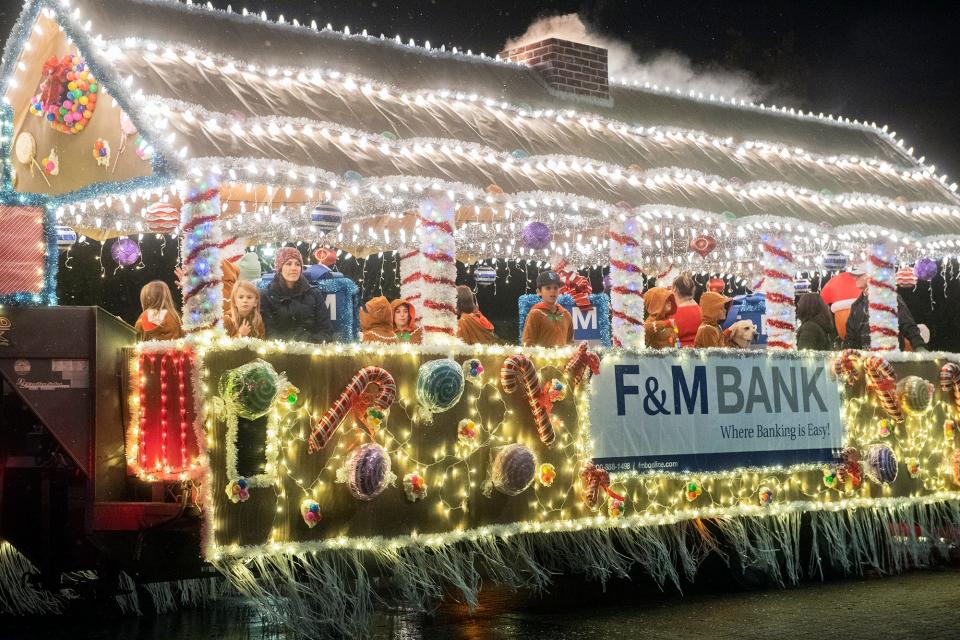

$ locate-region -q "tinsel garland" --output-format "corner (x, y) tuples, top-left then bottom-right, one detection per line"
(867, 243), (899, 351)
(608, 219), (644, 348)
(761, 235), (796, 349)
(179, 175), (224, 334)
(399, 200), (458, 343)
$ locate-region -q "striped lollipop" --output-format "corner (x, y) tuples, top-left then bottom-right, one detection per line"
(940, 363), (960, 415)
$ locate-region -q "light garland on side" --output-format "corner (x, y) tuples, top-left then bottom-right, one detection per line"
(608, 217), (644, 348)
(867, 240), (899, 351)
(761, 233), (796, 350)
(179, 174), (224, 333)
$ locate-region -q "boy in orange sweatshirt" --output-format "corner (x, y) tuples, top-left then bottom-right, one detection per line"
(521, 271), (574, 347)
(642, 287), (679, 349)
(694, 291), (732, 348)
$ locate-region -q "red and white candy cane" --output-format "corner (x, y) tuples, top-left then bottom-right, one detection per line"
(565, 342), (600, 387)
(940, 363), (960, 415)
(579, 462), (625, 511)
(863, 355), (904, 423)
(501, 354), (556, 447)
(308, 367), (397, 452)
(832, 349), (863, 385)
(761, 235), (797, 350)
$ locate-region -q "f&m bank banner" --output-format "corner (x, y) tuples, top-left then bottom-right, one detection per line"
(589, 352), (843, 473)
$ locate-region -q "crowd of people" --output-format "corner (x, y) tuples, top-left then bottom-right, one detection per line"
(133, 248), (928, 352)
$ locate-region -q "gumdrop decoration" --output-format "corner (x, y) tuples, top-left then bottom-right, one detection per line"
(301, 499), (322, 528)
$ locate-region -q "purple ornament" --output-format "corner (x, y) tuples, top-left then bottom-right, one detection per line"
(522, 221), (552, 250)
(346, 443), (391, 500)
(111, 237), (140, 267)
(865, 444), (898, 484)
(913, 257), (937, 281)
(490, 443), (537, 496)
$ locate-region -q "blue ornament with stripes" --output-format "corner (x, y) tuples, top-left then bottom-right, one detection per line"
(865, 444), (898, 485)
(475, 265), (497, 285)
(793, 277), (810, 295)
(416, 358), (464, 418)
(310, 203), (342, 234)
(822, 250), (847, 271)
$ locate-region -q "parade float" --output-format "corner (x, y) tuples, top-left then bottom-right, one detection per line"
(2, 0), (960, 635)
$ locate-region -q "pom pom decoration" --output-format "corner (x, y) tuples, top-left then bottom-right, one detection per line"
(905, 457), (921, 479)
(486, 443), (536, 497)
(341, 444), (393, 501)
(218, 359), (282, 420)
(897, 376), (933, 415)
(822, 467), (839, 489)
(608, 497), (625, 519)
(578, 462), (625, 510)
(609, 218), (645, 348)
(134, 135), (154, 161)
(144, 202), (180, 234)
(758, 486), (775, 506)
(310, 203), (343, 234)
(564, 342), (600, 388)
(225, 478), (250, 504)
(501, 354), (557, 447)
(415, 358), (465, 419)
(837, 447), (862, 488)
(822, 250), (847, 271)
(308, 366), (396, 452)
(689, 235), (717, 258)
(945, 420), (957, 440)
(92, 138), (110, 167)
(684, 479), (703, 502)
(403, 471), (428, 502)
(832, 349), (863, 386)
(863, 355), (905, 423)
(538, 463), (556, 487)
(300, 499), (322, 528)
(110, 237), (141, 267)
(864, 444), (898, 485)
(457, 419), (479, 450)
(462, 358), (484, 386)
(913, 257), (937, 281)
(42, 148), (59, 176)
(878, 419), (891, 438)
(474, 265), (497, 285)
(547, 378), (567, 403)
(30, 54), (99, 135)
(939, 362), (960, 415)
(522, 222), (552, 250)
(895, 267), (918, 288)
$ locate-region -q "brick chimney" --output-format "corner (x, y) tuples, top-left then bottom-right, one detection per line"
(500, 38), (610, 103)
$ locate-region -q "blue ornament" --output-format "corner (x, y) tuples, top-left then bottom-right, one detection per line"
(56, 225), (77, 248)
(310, 203), (342, 234)
(794, 277), (810, 294)
(510, 149), (529, 160)
(309, 503), (320, 513)
(343, 170), (363, 184)
(416, 358), (464, 415)
(475, 265), (497, 285)
(823, 251), (847, 271)
(865, 444), (898, 484)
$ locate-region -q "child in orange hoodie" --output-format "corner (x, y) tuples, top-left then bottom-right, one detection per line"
(642, 287), (679, 349)
(135, 281), (184, 341)
(391, 298), (422, 344)
(456, 285), (499, 345)
(360, 296), (396, 344)
(521, 271), (573, 347)
(694, 291), (732, 348)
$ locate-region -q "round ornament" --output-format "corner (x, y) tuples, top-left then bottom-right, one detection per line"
(510, 149), (529, 160)
(897, 376), (933, 414)
(474, 265), (497, 285)
(864, 444), (898, 485)
(313, 246), (338, 267)
(914, 258), (937, 281)
(758, 486), (774, 505)
(708, 277), (725, 293)
(793, 277), (810, 295)
(538, 463), (556, 487)
(55, 225), (77, 248)
(144, 202), (180, 234)
(403, 471), (428, 502)
(461, 358), (484, 386)
(416, 358), (465, 415)
(300, 499), (322, 528)
(822, 250), (847, 271)
(895, 267), (918, 288)
(522, 221), (552, 250)
(344, 443), (392, 500)
(310, 203), (342, 233)
(110, 237), (140, 267)
(489, 443), (536, 496)
(343, 170), (363, 184)
(30, 54), (99, 134)
(689, 235), (717, 258)
(218, 359), (281, 420)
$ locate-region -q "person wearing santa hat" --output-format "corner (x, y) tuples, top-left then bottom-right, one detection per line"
(260, 246), (333, 343)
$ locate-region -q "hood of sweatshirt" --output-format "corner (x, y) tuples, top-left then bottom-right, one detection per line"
(643, 287), (677, 320)
(360, 296), (394, 335)
(699, 291), (731, 325)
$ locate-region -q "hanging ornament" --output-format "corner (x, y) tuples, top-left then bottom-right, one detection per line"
(343, 170), (363, 184)
(914, 258), (937, 281)
(55, 225), (77, 249)
(144, 202), (181, 234)
(510, 148), (529, 160)
(522, 221), (552, 250)
(300, 499), (322, 528)
(689, 235), (717, 258)
(218, 360), (282, 420)
(474, 264), (497, 285)
(485, 443), (536, 497)
(822, 250), (847, 271)
(402, 471), (428, 502)
(42, 148), (59, 176)
(415, 358), (465, 420)
(793, 277), (810, 295)
(310, 203), (343, 234)
(895, 267), (917, 288)
(110, 237), (141, 267)
(30, 53), (99, 134)
(461, 358), (484, 386)
(897, 376), (933, 415)
(340, 443), (393, 501)
(92, 138), (110, 167)
(864, 444), (898, 485)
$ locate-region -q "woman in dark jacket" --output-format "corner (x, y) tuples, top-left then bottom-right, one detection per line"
(796, 293), (837, 351)
(261, 247), (333, 343)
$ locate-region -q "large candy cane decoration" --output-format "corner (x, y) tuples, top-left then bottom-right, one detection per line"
(308, 367), (397, 452)
(940, 363), (960, 415)
(761, 233), (796, 350)
(867, 242), (899, 351)
(579, 462), (625, 511)
(609, 218), (645, 348)
(832, 349), (863, 386)
(565, 341), (600, 388)
(501, 354), (556, 447)
(863, 355), (904, 423)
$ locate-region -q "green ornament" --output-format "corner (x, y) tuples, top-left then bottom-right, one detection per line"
(286, 393), (298, 405)
(722, 210), (737, 221)
(218, 359), (281, 419)
(89, 83), (98, 93)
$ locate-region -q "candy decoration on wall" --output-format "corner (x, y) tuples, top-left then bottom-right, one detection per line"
(913, 257), (937, 282)
(144, 202), (181, 234)
(485, 443), (536, 497)
(13, 132), (50, 186)
(522, 221), (552, 250)
(866, 241), (898, 351)
(310, 203), (342, 234)
(225, 477), (250, 504)
(837, 447), (862, 488)
(474, 265), (497, 286)
(307, 366), (397, 452)
(905, 457), (921, 479)
(823, 250), (847, 271)
(42, 148), (59, 176)
(415, 358), (464, 421)
(180, 174), (225, 333)
(400, 197), (458, 343)
(832, 349), (863, 385)
(461, 358), (484, 386)
(564, 342), (600, 388)
(30, 54), (99, 135)
(579, 462), (625, 510)
(689, 235), (717, 258)
(111, 237), (141, 267)
(608, 218), (644, 348)
(760, 233), (796, 349)
(863, 355), (905, 423)
(218, 359), (282, 420)
(864, 444), (898, 485)
(501, 354), (557, 447)
(538, 463), (556, 487)
(895, 267), (918, 288)
(340, 443), (393, 501)
(301, 499), (322, 528)
(758, 486), (775, 506)
(897, 376), (933, 415)
(939, 362), (960, 414)
(92, 138), (110, 167)
(402, 471), (428, 502)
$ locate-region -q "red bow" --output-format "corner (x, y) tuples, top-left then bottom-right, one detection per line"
(39, 56), (69, 109)
(579, 462), (624, 510)
(555, 259), (593, 309)
(565, 342), (600, 387)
